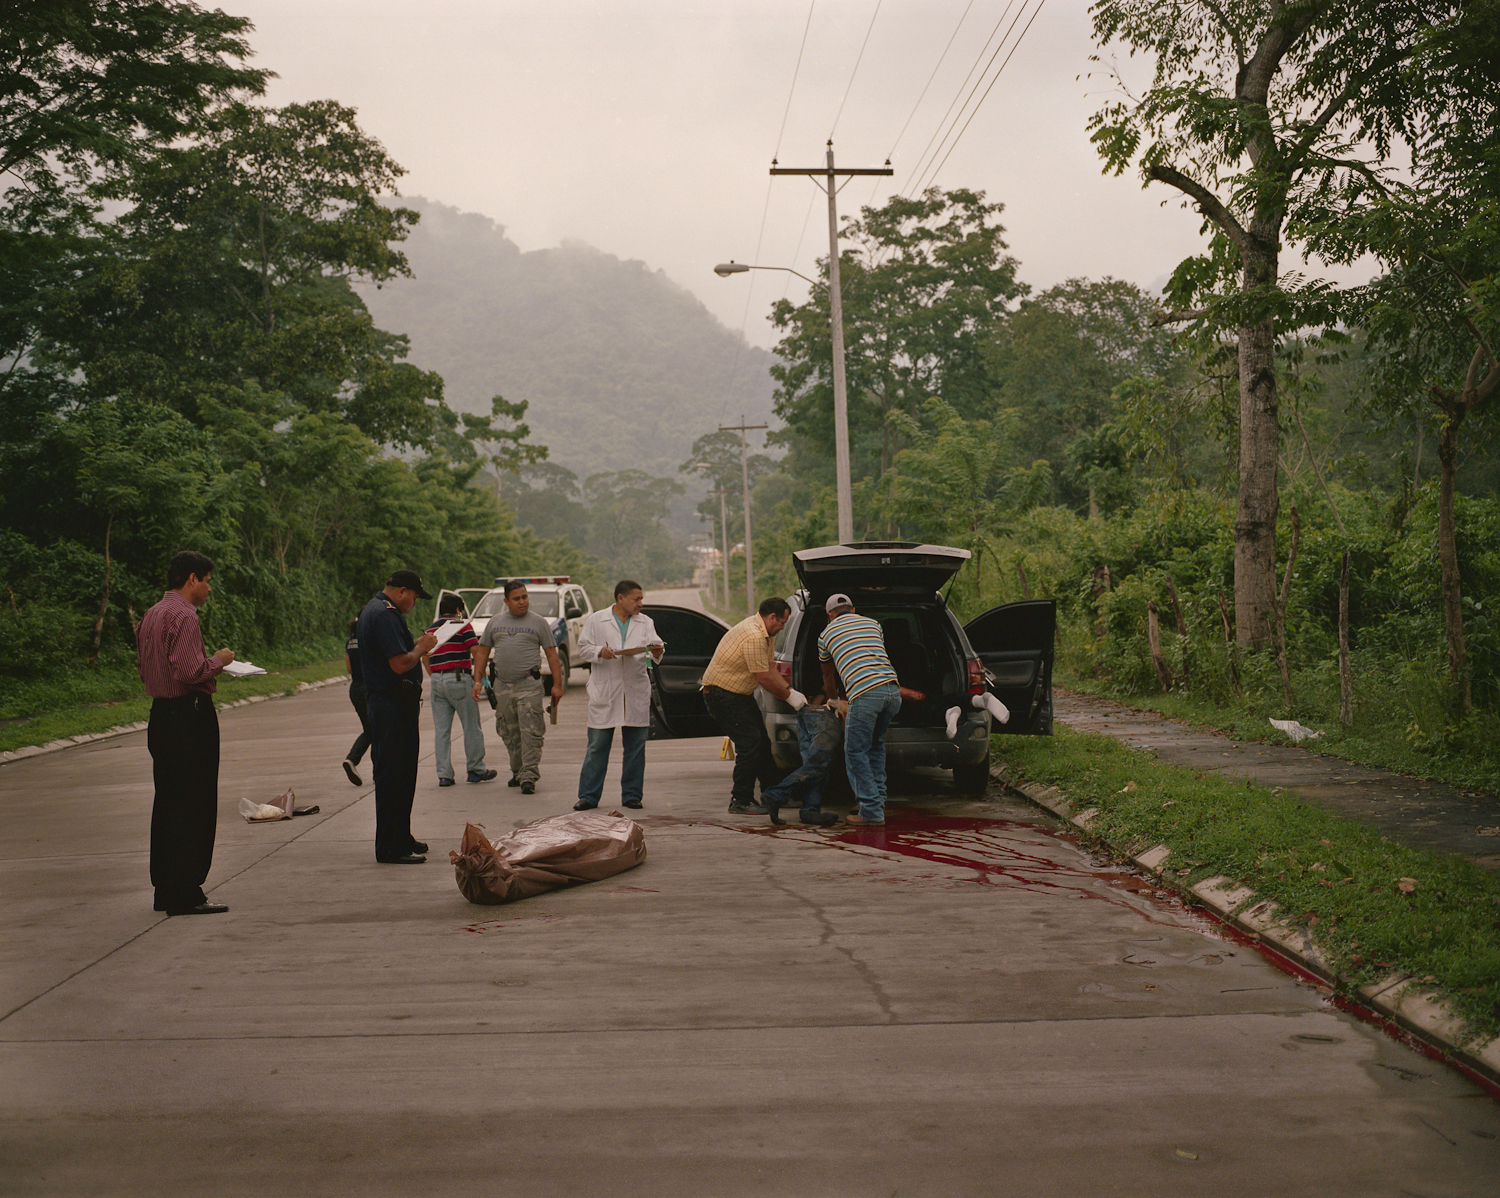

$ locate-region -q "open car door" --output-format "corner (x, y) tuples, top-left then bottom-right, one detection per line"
(963, 599), (1055, 736)
(642, 604), (730, 739)
(431, 588), (490, 622)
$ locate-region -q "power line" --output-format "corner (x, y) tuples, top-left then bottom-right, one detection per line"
(899, 0), (1022, 197)
(919, 0), (1048, 192)
(773, 0), (818, 162)
(885, 0), (978, 164)
(724, 0), (818, 422)
(863, 0), (978, 211)
(828, 0), (884, 141)
(912, 0), (1048, 197)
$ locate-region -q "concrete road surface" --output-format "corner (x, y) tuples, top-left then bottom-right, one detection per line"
(3, 637), (1498, 1195)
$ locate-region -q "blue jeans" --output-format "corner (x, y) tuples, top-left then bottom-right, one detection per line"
(762, 706), (840, 813)
(429, 671), (487, 780)
(844, 683), (902, 821)
(576, 725), (648, 807)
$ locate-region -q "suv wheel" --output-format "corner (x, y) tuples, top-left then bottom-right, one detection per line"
(952, 752), (991, 796)
(556, 649), (571, 689)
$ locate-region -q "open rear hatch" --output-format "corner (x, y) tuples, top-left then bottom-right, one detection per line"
(793, 542), (971, 602)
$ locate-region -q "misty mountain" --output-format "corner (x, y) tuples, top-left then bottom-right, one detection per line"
(359, 198), (777, 481)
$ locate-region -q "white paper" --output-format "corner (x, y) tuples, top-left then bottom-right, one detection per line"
(428, 620), (468, 648)
(222, 659), (266, 677)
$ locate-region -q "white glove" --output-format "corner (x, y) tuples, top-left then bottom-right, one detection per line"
(785, 687), (808, 711)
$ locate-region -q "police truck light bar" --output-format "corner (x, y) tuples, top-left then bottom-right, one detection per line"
(493, 576), (570, 585)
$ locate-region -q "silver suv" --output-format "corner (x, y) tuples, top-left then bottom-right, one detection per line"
(641, 542), (1055, 795)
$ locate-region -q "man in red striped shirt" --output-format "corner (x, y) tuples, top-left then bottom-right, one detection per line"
(135, 550), (237, 916)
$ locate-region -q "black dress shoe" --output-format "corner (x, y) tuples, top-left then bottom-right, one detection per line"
(622, 799), (643, 809)
(409, 840), (429, 854)
(376, 853), (427, 865)
(800, 810), (840, 827)
(764, 796), (786, 825)
(164, 902), (229, 916)
(573, 800), (597, 811)
(342, 760), (362, 786)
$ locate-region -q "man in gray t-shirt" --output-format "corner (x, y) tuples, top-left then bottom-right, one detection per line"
(471, 582), (564, 794)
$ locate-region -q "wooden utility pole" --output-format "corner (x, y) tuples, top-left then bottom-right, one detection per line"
(719, 417), (766, 614)
(771, 144), (891, 544)
(713, 486), (731, 611)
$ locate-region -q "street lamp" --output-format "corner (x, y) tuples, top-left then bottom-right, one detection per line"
(713, 260), (852, 543)
(713, 261), (815, 285)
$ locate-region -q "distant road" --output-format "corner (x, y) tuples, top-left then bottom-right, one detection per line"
(643, 586), (706, 612)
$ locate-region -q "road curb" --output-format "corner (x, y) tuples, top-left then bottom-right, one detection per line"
(997, 766), (1500, 1090)
(0, 675), (347, 767)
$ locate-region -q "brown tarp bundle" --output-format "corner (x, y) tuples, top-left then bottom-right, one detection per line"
(450, 809), (647, 905)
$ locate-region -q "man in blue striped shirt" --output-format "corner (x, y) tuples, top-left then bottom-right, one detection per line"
(817, 593), (902, 827)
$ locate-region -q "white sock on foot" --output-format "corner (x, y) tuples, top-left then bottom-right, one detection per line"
(971, 692), (1011, 724)
(945, 706), (961, 738)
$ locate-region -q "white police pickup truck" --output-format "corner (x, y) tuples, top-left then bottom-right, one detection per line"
(433, 576), (593, 688)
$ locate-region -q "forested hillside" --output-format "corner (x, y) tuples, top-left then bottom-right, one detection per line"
(359, 199), (776, 479)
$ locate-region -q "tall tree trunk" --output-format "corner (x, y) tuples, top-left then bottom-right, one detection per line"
(1338, 551), (1353, 727)
(1235, 293), (1280, 650)
(1270, 506), (1300, 711)
(88, 511), (113, 667)
(1148, 601), (1172, 693)
(1165, 574), (1189, 693)
(1435, 405), (1471, 712)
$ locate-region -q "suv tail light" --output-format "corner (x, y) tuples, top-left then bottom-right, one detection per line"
(775, 661), (792, 682)
(967, 657), (985, 695)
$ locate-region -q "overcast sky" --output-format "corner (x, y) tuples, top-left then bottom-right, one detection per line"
(232, 0), (1213, 350)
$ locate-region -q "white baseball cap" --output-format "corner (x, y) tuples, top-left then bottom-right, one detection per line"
(825, 593), (854, 613)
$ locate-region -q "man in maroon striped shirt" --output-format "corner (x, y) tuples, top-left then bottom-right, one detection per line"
(135, 550), (237, 916)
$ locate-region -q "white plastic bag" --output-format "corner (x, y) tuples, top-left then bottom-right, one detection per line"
(238, 788), (296, 822)
(1269, 718), (1323, 743)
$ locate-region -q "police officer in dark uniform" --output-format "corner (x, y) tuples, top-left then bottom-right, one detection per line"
(357, 569), (438, 864)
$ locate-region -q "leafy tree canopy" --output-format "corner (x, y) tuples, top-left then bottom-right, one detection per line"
(769, 186), (1024, 479)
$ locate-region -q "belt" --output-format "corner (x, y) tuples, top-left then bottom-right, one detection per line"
(433, 669), (471, 677)
(151, 692), (213, 708)
(701, 684), (754, 696)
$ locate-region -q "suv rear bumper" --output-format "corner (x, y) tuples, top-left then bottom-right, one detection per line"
(766, 710), (990, 771)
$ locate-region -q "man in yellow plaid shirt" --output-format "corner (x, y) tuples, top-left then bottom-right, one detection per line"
(701, 597), (806, 814)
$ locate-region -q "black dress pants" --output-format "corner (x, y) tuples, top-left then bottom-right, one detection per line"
(367, 690), (420, 860)
(703, 687), (779, 803)
(147, 693), (220, 910)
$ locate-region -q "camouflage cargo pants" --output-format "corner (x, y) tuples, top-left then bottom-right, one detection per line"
(493, 676), (546, 784)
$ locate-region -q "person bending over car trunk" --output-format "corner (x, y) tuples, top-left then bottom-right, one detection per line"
(700, 596), (803, 814)
(817, 593), (903, 828)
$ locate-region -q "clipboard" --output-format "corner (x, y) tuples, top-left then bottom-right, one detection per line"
(428, 619), (468, 648)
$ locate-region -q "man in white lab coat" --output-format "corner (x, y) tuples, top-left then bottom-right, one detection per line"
(573, 580), (665, 810)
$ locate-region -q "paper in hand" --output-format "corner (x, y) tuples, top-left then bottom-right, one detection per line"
(428, 620), (468, 648)
(221, 659), (266, 677)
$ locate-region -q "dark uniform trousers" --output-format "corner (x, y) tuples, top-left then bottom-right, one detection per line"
(703, 686), (780, 803)
(368, 688), (420, 860)
(147, 693), (220, 909)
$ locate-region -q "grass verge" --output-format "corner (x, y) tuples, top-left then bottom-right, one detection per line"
(993, 724), (1500, 1044)
(1056, 668), (1500, 797)
(0, 659), (346, 755)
